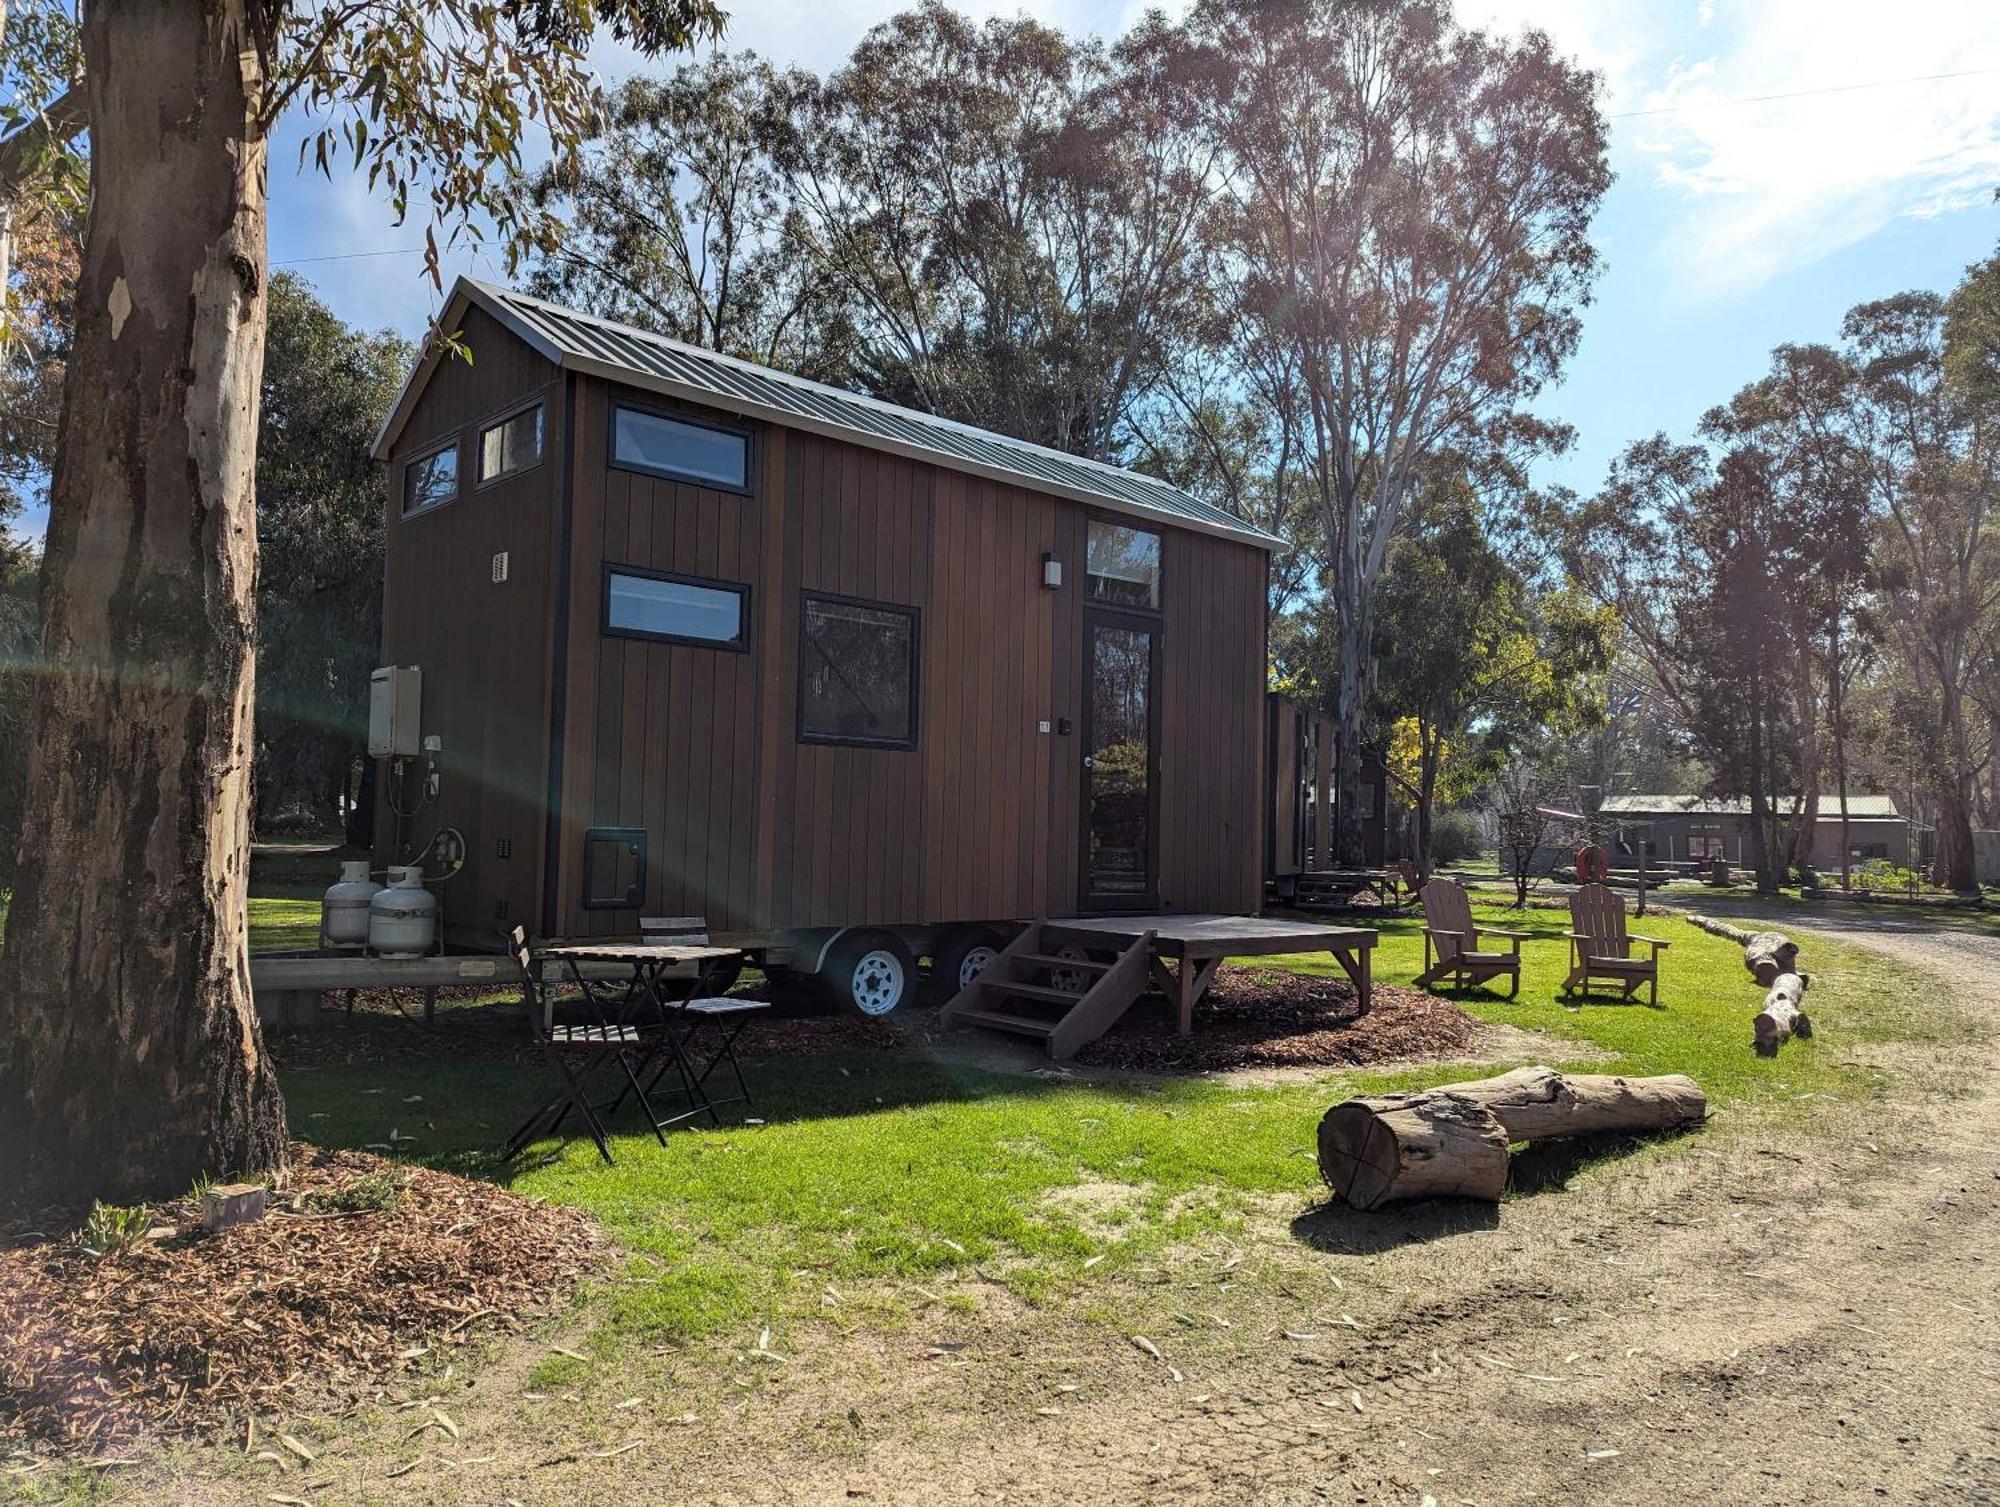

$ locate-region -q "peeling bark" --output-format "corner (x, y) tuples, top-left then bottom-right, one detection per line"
(0, 1), (286, 1205)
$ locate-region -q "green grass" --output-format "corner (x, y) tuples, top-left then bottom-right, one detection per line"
(282, 896), (1978, 1357)
(248, 885), (324, 952)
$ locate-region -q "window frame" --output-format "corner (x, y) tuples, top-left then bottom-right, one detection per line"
(476, 399), (546, 488)
(795, 590), (922, 752)
(399, 435), (462, 519)
(580, 826), (648, 911)
(1083, 513), (1165, 614)
(607, 398), (755, 495)
(601, 562), (751, 653)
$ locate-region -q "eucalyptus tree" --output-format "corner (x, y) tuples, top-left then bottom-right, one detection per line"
(0, 0), (724, 1206)
(1185, 0), (1609, 862)
(767, 2), (1213, 459)
(522, 56), (860, 383)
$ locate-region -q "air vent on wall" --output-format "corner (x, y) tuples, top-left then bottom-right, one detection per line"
(492, 550), (510, 584)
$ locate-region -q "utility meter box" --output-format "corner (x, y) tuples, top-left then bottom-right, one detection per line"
(368, 665), (422, 758)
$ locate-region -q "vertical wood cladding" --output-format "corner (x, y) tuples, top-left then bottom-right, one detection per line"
(377, 305), (561, 943)
(384, 337), (1271, 942)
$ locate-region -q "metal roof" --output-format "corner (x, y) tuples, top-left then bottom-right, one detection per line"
(373, 278), (1286, 552)
(1597, 793), (1903, 821)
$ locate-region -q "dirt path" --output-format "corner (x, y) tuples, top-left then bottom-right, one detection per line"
(731, 910), (2000, 1506)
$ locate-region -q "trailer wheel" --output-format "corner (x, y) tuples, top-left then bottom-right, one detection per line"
(1047, 943), (1097, 996)
(932, 926), (1005, 1001)
(825, 930), (916, 1017)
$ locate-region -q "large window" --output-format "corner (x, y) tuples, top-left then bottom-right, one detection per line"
(479, 403), (543, 483)
(604, 567), (748, 650)
(401, 440), (459, 517)
(611, 404), (750, 491)
(1086, 520), (1161, 609)
(799, 594), (918, 748)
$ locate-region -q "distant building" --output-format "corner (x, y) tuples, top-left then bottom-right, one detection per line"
(1595, 794), (1911, 869)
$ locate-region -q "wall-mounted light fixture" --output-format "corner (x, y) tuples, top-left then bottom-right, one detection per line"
(1041, 552), (1063, 590)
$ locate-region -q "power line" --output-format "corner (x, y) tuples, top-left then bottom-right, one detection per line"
(272, 246), (423, 267)
(1608, 63), (2000, 120)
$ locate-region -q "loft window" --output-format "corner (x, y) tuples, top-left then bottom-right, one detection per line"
(401, 440), (459, 517)
(582, 827), (647, 910)
(611, 404), (750, 491)
(604, 566), (748, 650)
(1086, 520), (1161, 609)
(479, 403), (543, 483)
(799, 594), (918, 749)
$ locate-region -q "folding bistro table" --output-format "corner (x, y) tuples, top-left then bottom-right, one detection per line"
(536, 941), (768, 1138)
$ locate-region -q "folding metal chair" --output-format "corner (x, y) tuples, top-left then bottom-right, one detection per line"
(500, 927), (665, 1165)
(614, 951), (770, 1131)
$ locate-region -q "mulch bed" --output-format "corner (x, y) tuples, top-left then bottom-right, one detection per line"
(1074, 967), (1481, 1074)
(0, 1144), (602, 1452)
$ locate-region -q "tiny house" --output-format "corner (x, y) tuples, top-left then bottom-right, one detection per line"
(369, 280), (1284, 1013)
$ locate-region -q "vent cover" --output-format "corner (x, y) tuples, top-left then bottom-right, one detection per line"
(491, 550), (510, 584)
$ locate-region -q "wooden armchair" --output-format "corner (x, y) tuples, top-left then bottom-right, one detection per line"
(1413, 877), (1530, 998)
(1563, 883), (1670, 1006)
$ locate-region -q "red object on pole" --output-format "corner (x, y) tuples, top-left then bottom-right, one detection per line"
(1575, 845), (1610, 882)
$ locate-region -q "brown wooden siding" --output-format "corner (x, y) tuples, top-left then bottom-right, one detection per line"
(376, 305), (562, 943)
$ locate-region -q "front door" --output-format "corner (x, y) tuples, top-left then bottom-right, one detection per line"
(1079, 608), (1161, 911)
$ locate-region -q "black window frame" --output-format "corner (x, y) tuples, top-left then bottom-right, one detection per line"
(581, 826), (647, 911)
(601, 562), (751, 653)
(796, 590), (921, 751)
(607, 399), (755, 495)
(476, 399), (546, 488)
(1084, 514), (1165, 613)
(400, 436), (462, 519)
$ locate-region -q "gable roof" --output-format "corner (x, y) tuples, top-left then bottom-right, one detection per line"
(372, 278), (1286, 552)
(1597, 793), (1903, 821)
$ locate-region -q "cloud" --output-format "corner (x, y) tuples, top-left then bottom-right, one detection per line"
(1469, 0), (2000, 301)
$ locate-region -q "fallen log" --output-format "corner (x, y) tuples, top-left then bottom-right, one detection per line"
(1318, 1066), (1708, 1210)
(1754, 972), (1813, 1057)
(1742, 931), (1799, 987)
(1684, 914), (1755, 945)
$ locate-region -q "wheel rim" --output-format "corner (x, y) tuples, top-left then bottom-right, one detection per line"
(956, 944), (999, 990)
(850, 948), (907, 1016)
(1049, 945), (1091, 995)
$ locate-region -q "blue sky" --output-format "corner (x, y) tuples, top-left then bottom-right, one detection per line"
(256, 0), (2000, 509)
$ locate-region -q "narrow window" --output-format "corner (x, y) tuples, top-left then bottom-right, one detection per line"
(401, 441), (459, 517)
(479, 403), (544, 483)
(799, 594), (918, 749)
(604, 567), (748, 650)
(611, 405), (749, 490)
(1086, 520), (1161, 609)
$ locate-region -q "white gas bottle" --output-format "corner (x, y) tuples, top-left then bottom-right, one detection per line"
(320, 860), (382, 950)
(368, 865), (438, 957)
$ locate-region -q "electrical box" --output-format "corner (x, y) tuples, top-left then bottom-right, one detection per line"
(368, 665), (422, 758)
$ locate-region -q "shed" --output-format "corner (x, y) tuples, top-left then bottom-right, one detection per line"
(1594, 793), (1911, 869)
(368, 279), (1284, 1010)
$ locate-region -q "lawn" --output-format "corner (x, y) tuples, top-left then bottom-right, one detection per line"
(281, 895), (1976, 1367)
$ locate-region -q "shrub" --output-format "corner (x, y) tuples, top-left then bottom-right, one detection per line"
(314, 1169), (411, 1214)
(75, 1201), (151, 1257)
(1430, 809), (1486, 867)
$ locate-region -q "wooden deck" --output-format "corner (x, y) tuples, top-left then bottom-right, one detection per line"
(1043, 913), (1377, 1034)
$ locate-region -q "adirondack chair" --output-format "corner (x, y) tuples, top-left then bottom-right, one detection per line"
(1563, 882), (1671, 1005)
(1393, 858), (1423, 908)
(1413, 877), (1529, 998)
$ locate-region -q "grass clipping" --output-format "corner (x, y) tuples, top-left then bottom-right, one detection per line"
(0, 1144), (601, 1451)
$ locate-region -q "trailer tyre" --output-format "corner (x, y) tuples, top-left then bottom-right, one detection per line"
(825, 930), (916, 1018)
(932, 926), (1005, 1001)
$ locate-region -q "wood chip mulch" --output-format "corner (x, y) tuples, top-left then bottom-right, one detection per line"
(1073, 967), (1482, 1074)
(0, 1143), (602, 1452)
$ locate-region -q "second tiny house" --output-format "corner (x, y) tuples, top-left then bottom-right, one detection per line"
(370, 280), (1282, 1013)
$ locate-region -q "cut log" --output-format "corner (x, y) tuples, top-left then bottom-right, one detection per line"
(1317, 1066), (1707, 1210)
(1754, 972), (1813, 1057)
(1742, 931), (1799, 987)
(1684, 914), (1755, 945)
(1317, 1095), (1510, 1211)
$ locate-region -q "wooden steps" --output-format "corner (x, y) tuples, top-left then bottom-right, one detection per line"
(938, 922), (1156, 1061)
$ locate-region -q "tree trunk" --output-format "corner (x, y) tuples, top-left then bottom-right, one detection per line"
(1332, 591), (1370, 866)
(0, 2), (287, 1206)
(1742, 931), (1799, 987)
(1318, 1066), (1707, 1210)
(1754, 972), (1811, 1057)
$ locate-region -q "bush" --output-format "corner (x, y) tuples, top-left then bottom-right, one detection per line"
(75, 1201), (151, 1257)
(1430, 809), (1486, 867)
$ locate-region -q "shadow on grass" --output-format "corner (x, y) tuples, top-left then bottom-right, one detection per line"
(1505, 1122), (1704, 1196)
